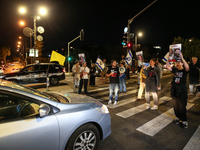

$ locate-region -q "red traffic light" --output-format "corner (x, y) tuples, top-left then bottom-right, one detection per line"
(127, 43), (131, 48)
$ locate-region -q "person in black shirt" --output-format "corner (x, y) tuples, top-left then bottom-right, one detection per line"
(89, 63), (96, 86)
(144, 58), (160, 110)
(107, 60), (119, 106)
(188, 57), (200, 95)
(166, 52), (189, 128)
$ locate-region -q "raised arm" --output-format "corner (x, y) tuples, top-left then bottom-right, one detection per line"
(180, 53), (189, 71)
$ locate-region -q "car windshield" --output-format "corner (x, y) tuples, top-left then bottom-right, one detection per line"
(0, 79), (59, 102)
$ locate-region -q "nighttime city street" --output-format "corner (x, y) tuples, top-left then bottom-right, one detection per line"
(1, 0), (200, 150)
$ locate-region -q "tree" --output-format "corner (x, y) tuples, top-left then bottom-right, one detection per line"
(172, 36), (200, 60)
(36, 41), (44, 57)
(0, 46), (11, 64)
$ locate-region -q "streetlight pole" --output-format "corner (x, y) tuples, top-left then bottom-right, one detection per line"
(33, 15), (37, 63)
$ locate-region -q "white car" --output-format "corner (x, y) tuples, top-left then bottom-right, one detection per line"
(0, 67), (4, 74)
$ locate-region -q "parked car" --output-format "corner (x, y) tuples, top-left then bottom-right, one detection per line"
(1, 63), (65, 85)
(0, 67), (3, 74)
(0, 79), (111, 150)
(11, 68), (19, 73)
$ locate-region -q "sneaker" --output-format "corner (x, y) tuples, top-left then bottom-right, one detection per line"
(151, 105), (158, 110)
(182, 121), (188, 128)
(113, 101), (117, 106)
(146, 104), (150, 109)
(188, 93), (194, 96)
(108, 100), (112, 105)
(136, 98), (141, 101)
(174, 118), (180, 125)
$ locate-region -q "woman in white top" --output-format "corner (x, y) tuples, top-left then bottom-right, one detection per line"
(78, 62), (90, 95)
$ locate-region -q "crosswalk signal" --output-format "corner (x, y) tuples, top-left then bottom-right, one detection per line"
(80, 29), (84, 41)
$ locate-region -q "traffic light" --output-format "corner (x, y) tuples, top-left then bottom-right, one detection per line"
(122, 33), (127, 48)
(80, 29), (84, 41)
(127, 43), (131, 48)
(68, 57), (71, 61)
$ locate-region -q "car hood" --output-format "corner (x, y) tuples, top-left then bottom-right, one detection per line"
(52, 91), (101, 104)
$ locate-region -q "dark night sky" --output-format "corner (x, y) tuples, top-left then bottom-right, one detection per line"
(0, 0), (200, 57)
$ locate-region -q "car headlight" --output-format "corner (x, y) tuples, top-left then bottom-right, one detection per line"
(99, 104), (109, 114)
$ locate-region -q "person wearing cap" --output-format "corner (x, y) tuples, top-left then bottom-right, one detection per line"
(188, 57), (200, 95)
(72, 60), (80, 88)
(166, 52), (189, 128)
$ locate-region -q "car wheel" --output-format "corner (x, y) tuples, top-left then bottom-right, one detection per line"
(50, 77), (59, 85)
(66, 123), (100, 150)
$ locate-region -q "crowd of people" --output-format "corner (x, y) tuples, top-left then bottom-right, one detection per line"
(72, 53), (200, 128)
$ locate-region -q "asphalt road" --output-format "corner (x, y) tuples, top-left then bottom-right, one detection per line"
(29, 74), (200, 150)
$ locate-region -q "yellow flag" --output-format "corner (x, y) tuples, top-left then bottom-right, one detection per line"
(50, 50), (66, 66)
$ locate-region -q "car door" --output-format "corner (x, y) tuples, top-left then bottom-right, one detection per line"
(0, 92), (60, 150)
(20, 65), (38, 84)
(37, 65), (48, 83)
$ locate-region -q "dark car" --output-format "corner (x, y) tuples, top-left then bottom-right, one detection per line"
(1, 63), (65, 85)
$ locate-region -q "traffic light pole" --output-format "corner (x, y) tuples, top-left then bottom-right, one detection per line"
(67, 35), (81, 73)
(127, 0), (157, 66)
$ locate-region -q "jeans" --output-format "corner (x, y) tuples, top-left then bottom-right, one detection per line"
(109, 84), (119, 102)
(189, 77), (199, 93)
(78, 79), (88, 94)
(119, 78), (126, 92)
(74, 74), (80, 87)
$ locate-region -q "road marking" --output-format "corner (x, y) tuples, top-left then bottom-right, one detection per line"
(100, 89), (138, 102)
(107, 98), (137, 108)
(183, 126), (200, 150)
(188, 97), (199, 103)
(116, 96), (171, 118)
(136, 103), (194, 136)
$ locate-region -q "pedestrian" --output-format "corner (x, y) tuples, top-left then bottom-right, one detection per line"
(188, 57), (200, 95)
(157, 59), (163, 90)
(144, 58), (160, 110)
(107, 60), (120, 106)
(72, 60), (80, 88)
(137, 65), (142, 87)
(78, 62), (90, 95)
(136, 66), (146, 101)
(101, 59), (107, 83)
(119, 62), (126, 93)
(166, 53), (189, 128)
(90, 63), (96, 86)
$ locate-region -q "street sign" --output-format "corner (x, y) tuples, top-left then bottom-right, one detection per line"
(23, 27), (33, 37)
(37, 26), (45, 34)
(37, 35), (43, 41)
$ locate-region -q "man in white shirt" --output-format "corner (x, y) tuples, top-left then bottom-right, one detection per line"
(78, 62), (90, 95)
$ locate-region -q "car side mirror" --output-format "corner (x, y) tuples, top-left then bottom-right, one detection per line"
(39, 104), (50, 118)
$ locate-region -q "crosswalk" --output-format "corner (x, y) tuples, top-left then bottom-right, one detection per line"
(87, 86), (200, 149)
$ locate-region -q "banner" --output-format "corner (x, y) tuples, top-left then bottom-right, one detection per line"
(96, 57), (105, 71)
(169, 44), (182, 62)
(125, 50), (133, 65)
(78, 53), (85, 64)
(136, 51), (143, 66)
(50, 50), (66, 66)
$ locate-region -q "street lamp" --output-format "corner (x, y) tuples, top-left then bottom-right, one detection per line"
(135, 32), (143, 51)
(19, 7), (47, 63)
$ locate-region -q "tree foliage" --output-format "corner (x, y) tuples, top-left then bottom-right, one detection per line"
(172, 36), (200, 60)
(0, 46), (11, 63)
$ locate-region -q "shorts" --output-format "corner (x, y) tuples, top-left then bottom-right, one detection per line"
(101, 71), (107, 76)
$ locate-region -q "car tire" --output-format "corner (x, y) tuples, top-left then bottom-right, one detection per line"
(66, 123), (100, 150)
(50, 76), (59, 85)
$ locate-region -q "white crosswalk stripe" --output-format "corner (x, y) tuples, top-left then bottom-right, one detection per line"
(183, 125), (200, 150)
(188, 96), (199, 103)
(116, 96), (171, 118)
(136, 103), (195, 136)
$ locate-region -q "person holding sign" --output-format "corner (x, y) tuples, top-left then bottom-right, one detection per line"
(166, 52), (189, 128)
